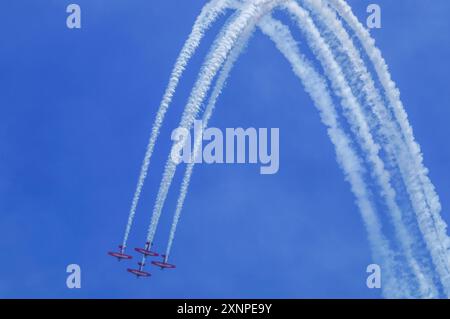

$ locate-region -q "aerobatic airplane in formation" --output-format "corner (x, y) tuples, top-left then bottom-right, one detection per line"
(151, 254), (176, 270)
(108, 245), (132, 261)
(127, 262), (151, 278)
(108, 242), (175, 278)
(135, 241), (159, 257)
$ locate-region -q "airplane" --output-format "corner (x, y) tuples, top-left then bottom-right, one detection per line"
(127, 262), (151, 278)
(108, 245), (132, 261)
(151, 254), (176, 270)
(134, 241), (159, 257)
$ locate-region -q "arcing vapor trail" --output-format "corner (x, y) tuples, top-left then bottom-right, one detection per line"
(284, 1), (440, 296)
(164, 14), (256, 260)
(300, 0), (438, 297)
(325, 0), (450, 295)
(143, 0), (287, 256)
(115, 0), (449, 298)
(258, 13), (409, 298)
(122, 0), (232, 249)
(165, 6), (407, 295)
(258, 14), (409, 297)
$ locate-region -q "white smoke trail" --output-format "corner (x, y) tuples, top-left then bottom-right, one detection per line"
(284, 1), (422, 296)
(164, 17), (256, 260)
(326, 0), (450, 296)
(257, 14), (409, 298)
(299, 0), (438, 297)
(143, 0), (287, 258)
(122, 0), (447, 297)
(122, 0), (232, 249)
(161, 0), (406, 293)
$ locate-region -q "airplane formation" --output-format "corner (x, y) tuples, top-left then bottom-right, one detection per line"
(108, 242), (176, 278)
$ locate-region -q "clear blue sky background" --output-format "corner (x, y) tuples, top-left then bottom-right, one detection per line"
(0, 0), (449, 298)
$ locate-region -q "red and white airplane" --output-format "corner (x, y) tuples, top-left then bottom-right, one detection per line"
(127, 262), (151, 278)
(151, 254), (176, 270)
(108, 245), (132, 261)
(134, 241), (159, 257)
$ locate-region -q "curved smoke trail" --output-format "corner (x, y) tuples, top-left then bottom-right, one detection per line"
(142, 0), (287, 257)
(326, 0), (450, 296)
(283, 1), (439, 296)
(258, 13), (409, 298)
(164, 15), (257, 261)
(163, 7), (407, 297)
(120, 0), (449, 298)
(121, 0), (232, 249)
(300, 0), (437, 297)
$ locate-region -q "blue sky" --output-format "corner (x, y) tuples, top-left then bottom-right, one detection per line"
(0, 0), (449, 298)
